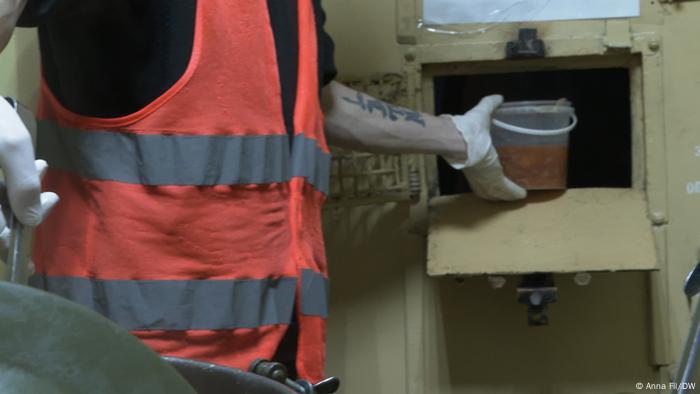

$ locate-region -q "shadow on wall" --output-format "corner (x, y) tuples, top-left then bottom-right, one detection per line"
(323, 202), (411, 394)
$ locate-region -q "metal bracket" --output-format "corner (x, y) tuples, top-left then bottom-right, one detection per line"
(517, 274), (558, 326)
(506, 28), (545, 59)
(604, 20), (632, 50)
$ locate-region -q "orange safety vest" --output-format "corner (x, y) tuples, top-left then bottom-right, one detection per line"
(30, 0), (330, 381)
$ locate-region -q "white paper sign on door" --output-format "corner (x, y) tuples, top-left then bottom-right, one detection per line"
(423, 0), (640, 25)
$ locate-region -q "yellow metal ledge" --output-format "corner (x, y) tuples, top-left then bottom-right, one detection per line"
(428, 188), (658, 275)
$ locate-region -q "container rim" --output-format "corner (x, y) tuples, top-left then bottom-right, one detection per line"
(499, 100), (572, 108)
(495, 105), (575, 115)
(492, 113), (578, 136)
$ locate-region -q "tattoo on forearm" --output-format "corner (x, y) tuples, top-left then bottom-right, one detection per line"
(342, 93), (426, 127)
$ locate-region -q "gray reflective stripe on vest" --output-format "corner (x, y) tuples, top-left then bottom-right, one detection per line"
(37, 120), (331, 194)
(291, 135), (331, 194)
(301, 269), (329, 318)
(29, 275), (299, 331)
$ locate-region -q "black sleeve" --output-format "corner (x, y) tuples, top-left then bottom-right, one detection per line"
(20, 0), (337, 83)
(16, 0), (62, 27)
(313, 0), (337, 86)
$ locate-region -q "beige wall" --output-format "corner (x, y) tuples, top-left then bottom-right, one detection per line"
(0, 29), (40, 108)
(324, 203), (411, 393)
(662, 6), (700, 368)
(323, 0), (403, 77)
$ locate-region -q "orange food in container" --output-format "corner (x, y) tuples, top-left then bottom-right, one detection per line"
(491, 100), (578, 190)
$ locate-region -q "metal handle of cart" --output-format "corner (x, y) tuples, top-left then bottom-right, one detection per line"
(672, 261), (700, 393)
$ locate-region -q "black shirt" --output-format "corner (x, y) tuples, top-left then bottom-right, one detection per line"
(18, 0), (337, 134)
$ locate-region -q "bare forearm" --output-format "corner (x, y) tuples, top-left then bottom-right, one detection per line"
(322, 81), (467, 161)
(0, 0), (26, 52)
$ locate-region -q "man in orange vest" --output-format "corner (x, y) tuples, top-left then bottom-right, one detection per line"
(0, 0), (525, 382)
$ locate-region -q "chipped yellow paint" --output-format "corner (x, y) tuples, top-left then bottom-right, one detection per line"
(428, 189), (657, 275)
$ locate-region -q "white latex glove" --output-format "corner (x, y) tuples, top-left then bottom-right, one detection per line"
(445, 95), (527, 201)
(0, 99), (59, 247)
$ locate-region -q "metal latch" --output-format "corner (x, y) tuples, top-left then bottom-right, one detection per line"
(517, 274), (557, 326)
(506, 28), (545, 59)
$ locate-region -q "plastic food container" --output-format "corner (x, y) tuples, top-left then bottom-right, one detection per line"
(491, 100), (577, 190)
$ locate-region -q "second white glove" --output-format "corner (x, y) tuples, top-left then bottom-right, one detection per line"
(0, 99), (59, 248)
